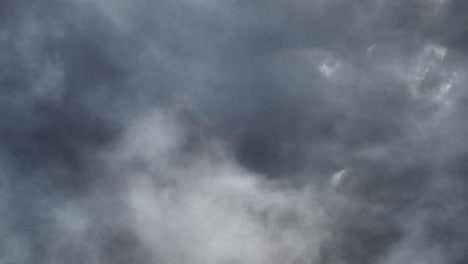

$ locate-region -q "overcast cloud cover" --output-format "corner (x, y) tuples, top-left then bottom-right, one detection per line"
(1, 0), (468, 263)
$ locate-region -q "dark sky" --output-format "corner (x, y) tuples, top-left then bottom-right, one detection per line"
(1, 0), (468, 263)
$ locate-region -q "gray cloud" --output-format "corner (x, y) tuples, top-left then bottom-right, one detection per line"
(1, 0), (468, 263)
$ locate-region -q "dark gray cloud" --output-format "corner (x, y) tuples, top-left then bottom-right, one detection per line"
(1, 0), (468, 263)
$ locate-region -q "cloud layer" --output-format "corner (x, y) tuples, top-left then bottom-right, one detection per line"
(1, 0), (468, 263)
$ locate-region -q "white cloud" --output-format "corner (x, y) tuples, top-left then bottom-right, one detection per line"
(98, 110), (330, 264)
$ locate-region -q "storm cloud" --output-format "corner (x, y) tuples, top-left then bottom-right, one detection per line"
(1, 0), (468, 263)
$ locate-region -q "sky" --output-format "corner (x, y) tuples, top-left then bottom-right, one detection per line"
(1, 0), (468, 263)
